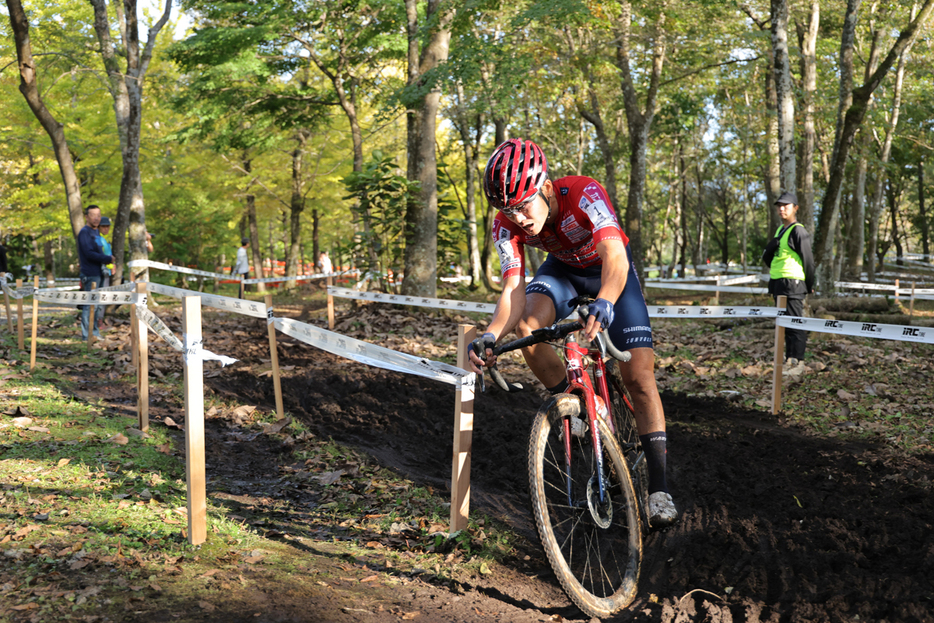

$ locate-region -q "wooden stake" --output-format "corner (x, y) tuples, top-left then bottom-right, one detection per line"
(894, 279), (900, 303)
(909, 282), (916, 320)
(264, 294), (284, 419)
(136, 282), (149, 432)
(129, 294), (139, 370)
(327, 275), (335, 330)
(239, 274), (245, 300)
(771, 295), (787, 415)
(16, 279), (24, 351)
(87, 282), (97, 350)
(182, 296), (207, 546)
(450, 324), (476, 533)
(30, 276), (39, 371)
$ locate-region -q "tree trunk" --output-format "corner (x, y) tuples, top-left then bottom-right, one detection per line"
(453, 82), (483, 288)
(6, 0), (85, 238)
(242, 158), (265, 292)
(868, 3), (917, 280)
(763, 57), (782, 235)
(920, 158), (930, 258)
(286, 131), (308, 289)
(814, 0), (934, 288)
(402, 0), (454, 298)
(577, 79), (619, 213)
(795, 0), (819, 229)
(615, 0), (666, 282)
(771, 0), (796, 193)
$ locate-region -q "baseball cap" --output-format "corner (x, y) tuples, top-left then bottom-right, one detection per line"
(100, 216), (111, 226)
(774, 191), (798, 206)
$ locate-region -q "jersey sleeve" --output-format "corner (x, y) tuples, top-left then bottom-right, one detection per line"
(492, 214), (525, 279)
(577, 181), (625, 246)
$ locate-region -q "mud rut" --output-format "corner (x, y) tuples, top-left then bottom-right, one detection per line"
(193, 311), (934, 623)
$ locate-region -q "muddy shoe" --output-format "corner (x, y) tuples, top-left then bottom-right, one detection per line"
(648, 492), (678, 529)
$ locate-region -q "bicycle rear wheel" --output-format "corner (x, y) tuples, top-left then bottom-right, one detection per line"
(606, 364), (651, 533)
(528, 394), (642, 618)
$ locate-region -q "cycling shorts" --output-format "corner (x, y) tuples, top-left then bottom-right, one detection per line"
(525, 246), (653, 351)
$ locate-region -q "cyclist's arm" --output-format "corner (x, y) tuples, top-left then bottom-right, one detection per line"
(467, 273), (525, 372)
(584, 237), (629, 341)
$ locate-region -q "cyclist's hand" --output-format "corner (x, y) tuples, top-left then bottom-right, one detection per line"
(584, 297), (615, 342)
(467, 332), (496, 374)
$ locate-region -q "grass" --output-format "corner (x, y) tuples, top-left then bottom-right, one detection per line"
(0, 309), (521, 622)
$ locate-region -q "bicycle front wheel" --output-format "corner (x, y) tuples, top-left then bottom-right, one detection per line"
(528, 394), (642, 618)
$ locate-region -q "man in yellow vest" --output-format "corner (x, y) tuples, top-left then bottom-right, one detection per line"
(762, 192), (815, 365)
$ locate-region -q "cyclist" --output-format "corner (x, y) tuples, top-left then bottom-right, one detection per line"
(467, 138), (677, 528)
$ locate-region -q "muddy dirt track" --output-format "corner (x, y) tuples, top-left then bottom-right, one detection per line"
(199, 308), (934, 623)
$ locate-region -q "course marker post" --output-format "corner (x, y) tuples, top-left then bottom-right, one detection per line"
(264, 294), (284, 419)
(182, 296), (207, 546)
(909, 282), (916, 320)
(30, 276), (39, 370)
(136, 282), (149, 431)
(87, 283), (97, 350)
(129, 290), (139, 369)
(239, 274), (245, 300)
(450, 324), (476, 533)
(16, 279), (24, 350)
(894, 279), (900, 303)
(3, 282), (12, 333)
(771, 295), (787, 415)
(327, 275), (335, 330)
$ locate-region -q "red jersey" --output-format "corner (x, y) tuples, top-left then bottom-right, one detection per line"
(492, 176), (628, 278)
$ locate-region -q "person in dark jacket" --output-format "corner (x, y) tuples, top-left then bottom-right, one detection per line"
(77, 205), (113, 340)
(762, 192), (815, 364)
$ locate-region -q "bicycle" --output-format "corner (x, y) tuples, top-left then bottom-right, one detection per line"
(475, 298), (650, 618)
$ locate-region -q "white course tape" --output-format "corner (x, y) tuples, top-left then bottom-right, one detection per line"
(147, 282), (267, 318)
(644, 281), (768, 294)
(776, 315), (934, 344)
(33, 290), (143, 306)
(135, 303), (237, 366)
(328, 287), (497, 314)
(128, 259), (227, 281)
(274, 316), (474, 389)
(648, 305), (780, 318)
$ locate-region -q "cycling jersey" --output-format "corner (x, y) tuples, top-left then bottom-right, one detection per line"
(492, 176), (628, 279)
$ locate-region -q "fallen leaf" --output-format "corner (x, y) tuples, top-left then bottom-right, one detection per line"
(837, 389), (858, 401)
(27, 426), (50, 433)
(57, 458), (71, 467)
(198, 601), (215, 612)
(263, 417), (292, 435)
(163, 417), (183, 430)
(106, 433), (129, 445)
(11, 417), (33, 428)
(360, 575), (379, 583)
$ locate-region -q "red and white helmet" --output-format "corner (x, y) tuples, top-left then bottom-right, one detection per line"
(483, 138), (548, 210)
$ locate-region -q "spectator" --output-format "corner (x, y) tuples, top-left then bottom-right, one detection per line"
(233, 237), (251, 298)
(762, 191), (815, 365)
(77, 205), (113, 340)
(318, 251), (332, 274)
(97, 217), (114, 330)
(145, 231), (154, 254)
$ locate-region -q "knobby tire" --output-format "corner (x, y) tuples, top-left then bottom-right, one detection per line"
(528, 394), (642, 618)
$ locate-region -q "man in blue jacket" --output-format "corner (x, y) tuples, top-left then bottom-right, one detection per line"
(77, 205), (113, 340)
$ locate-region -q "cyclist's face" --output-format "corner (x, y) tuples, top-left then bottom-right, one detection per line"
(503, 181), (552, 236)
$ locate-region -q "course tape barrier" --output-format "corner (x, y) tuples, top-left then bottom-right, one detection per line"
(129, 258), (359, 286)
(644, 281), (768, 294)
(34, 290), (144, 306)
(147, 283), (267, 319)
(274, 317), (474, 390)
(328, 287), (497, 314)
(835, 281), (934, 301)
(776, 315), (934, 345)
(649, 305), (779, 318)
(134, 301), (237, 366)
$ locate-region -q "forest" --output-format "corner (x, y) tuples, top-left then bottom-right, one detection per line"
(2, 0), (933, 297)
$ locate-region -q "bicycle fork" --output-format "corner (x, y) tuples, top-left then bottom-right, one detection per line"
(563, 336), (610, 509)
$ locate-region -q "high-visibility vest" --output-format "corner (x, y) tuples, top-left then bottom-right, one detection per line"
(770, 223), (806, 280)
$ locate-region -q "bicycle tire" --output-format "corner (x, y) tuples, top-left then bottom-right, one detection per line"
(606, 364), (651, 534)
(528, 394), (642, 618)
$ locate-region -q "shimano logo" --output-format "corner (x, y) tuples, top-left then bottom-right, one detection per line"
(825, 320), (844, 328)
(861, 323), (881, 333)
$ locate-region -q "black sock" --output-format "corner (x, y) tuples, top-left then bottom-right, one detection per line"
(547, 379), (569, 395)
(640, 431), (669, 494)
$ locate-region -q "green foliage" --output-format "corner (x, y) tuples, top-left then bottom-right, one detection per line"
(342, 152), (420, 280)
